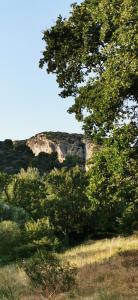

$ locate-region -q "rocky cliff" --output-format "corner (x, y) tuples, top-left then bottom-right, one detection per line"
(0, 132), (96, 174)
(27, 131), (95, 163)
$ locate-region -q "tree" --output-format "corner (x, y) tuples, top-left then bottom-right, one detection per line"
(86, 124), (138, 234)
(31, 152), (59, 173)
(62, 155), (84, 168)
(40, 0), (138, 141)
(5, 168), (47, 220)
(44, 166), (90, 244)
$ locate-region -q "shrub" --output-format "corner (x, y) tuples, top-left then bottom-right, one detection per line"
(23, 250), (76, 298)
(25, 218), (52, 241)
(0, 221), (21, 257)
(0, 202), (29, 226)
(9, 218), (59, 260)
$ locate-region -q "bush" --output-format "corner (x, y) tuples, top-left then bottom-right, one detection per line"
(25, 217), (52, 241)
(23, 250), (76, 298)
(0, 202), (29, 226)
(0, 221), (21, 257)
(9, 218), (59, 260)
(117, 201), (138, 234)
(24, 218), (60, 252)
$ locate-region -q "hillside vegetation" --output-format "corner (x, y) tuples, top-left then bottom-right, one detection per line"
(0, 0), (137, 298)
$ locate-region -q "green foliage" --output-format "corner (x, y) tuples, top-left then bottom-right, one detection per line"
(0, 139), (65, 175)
(62, 154), (84, 168)
(40, 0), (138, 140)
(0, 132), (137, 263)
(23, 250), (76, 298)
(44, 166), (90, 244)
(31, 151), (60, 173)
(24, 218), (59, 250)
(0, 217), (59, 262)
(87, 125), (138, 235)
(6, 168), (47, 219)
(0, 221), (21, 258)
(0, 172), (10, 199)
(117, 201), (138, 233)
(25, 217), (51, 241)
(0, 201), (29, 226)
(0, 140), (33, 174)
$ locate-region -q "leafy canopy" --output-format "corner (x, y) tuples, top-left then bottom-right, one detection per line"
(44, 166), (89, 242)
(5, 168), (47, 220)
(40, 0), (138, 141)
(87, 124), (138, 233)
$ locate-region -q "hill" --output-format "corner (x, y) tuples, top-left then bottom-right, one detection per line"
(0, 132), (96, 174)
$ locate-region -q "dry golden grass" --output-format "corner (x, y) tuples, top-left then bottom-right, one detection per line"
(62, 234), (138, 267)
(0, 234), (138, 299)
(0, 265), (43, 300)
(75, 249), (138, 300)
(60, 234), (138, 300)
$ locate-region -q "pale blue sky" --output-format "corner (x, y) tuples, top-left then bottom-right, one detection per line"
(0, 0), (82, 141)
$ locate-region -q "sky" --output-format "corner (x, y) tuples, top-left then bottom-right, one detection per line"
(0, 0), (82, 141)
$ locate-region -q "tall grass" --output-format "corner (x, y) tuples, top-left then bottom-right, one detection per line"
(0, 234), (138, 299)
(0, 264), (30, 299)
(61, 234), (138, 300)
(62, 234), (138, 267)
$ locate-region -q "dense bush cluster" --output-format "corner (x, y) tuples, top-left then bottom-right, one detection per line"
(24, 250), (76, 298)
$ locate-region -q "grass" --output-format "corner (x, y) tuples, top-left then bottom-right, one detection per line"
(60, 234), (138, 300)
(0, 234), (138, 299)
(0, 264), (28, 299)
(62, 234), (138, 267)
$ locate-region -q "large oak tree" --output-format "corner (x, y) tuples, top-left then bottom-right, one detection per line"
(40, 0), (138, 142)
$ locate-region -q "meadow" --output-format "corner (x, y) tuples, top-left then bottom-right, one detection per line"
(0, 234), (138, 300)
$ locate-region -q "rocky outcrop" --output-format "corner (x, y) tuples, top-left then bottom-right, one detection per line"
(27, 131), (95, 163)
(0, 132), (96, 174)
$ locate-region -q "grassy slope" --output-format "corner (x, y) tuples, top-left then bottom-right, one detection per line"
(61, 234), (138, 300)
(0, 234), (138, 300)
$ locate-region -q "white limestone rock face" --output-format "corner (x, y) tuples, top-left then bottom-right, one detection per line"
(26, 132), (96, 163)
(84, 139), (97, 161)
